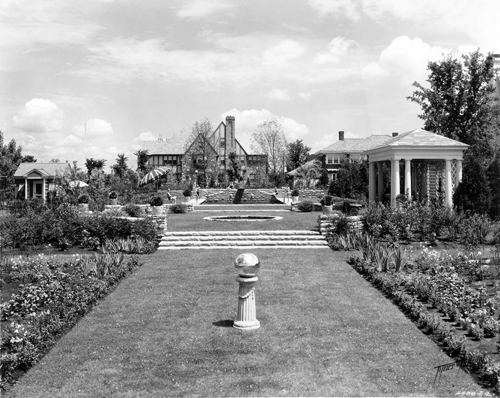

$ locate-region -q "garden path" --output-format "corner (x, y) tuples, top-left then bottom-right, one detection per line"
(8, 249), (490, 397)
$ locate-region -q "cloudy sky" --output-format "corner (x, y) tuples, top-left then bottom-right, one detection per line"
(1, 0), (499, 171)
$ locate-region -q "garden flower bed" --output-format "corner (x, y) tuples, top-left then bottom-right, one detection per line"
(347, 237), (500, 391)
(0, 252), (143, 391)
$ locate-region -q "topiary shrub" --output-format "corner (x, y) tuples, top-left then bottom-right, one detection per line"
(296, 200), (314, 212)
(170, 203), (187, 214)
(291, 189), (300, 197)
(183, 189), (192, 197)
(122, 203), (143, 217)
(109, 191), (118, 199)
(149, 196), (163, 206)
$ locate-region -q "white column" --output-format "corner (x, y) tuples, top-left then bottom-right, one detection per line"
(445, 159), (452, 207)
(405, 159), (412, 200)
(377, 162), (384, 202)
(24, 178), (28, 200)
(369, 161), (376, 202)
(456, 159), (463, 184)
(42, 178), (46, 204)
(391, 158), (400, 206)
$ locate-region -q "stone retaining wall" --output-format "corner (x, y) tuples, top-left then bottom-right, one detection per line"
(318, 214), (365, 235)
(150, 188), (327, 204)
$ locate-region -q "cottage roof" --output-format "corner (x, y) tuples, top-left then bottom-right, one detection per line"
(368, 128), (469, 150)
(315, 135), (392, 154)
(14, 162), (69, 178)
(140, 139), (185, 155)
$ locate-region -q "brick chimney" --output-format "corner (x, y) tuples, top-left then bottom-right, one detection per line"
(392, 132), (398, 137)
(339, 131), (344, 141)
(225, 116), (235, 153)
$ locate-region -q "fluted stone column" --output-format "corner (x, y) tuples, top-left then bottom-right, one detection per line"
(234, 253), (260, 331)
(391, 158), (400, 206)
(234, 276), (260, 330)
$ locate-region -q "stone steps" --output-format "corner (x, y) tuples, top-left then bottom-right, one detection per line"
(158, 230), (329, 250)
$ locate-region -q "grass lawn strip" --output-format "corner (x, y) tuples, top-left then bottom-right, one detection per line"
(167, 208), (320, 232)
(8, 249), (488, 397)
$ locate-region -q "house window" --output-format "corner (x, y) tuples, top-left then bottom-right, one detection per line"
(327, 155), (333, 164)
(333, 155), (340, 164)
(220, 140), (225, 147)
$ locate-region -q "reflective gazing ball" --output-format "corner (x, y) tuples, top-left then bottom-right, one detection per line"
(234, 253), (260, 276)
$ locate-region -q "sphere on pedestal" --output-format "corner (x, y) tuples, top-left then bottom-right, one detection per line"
(234, 253), (260, 277)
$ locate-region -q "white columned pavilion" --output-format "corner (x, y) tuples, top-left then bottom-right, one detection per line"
(365, 129), (468, 207)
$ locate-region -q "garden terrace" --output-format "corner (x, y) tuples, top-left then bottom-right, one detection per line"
(4, 250), (488, 397)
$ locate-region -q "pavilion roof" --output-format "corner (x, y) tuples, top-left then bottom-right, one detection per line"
(368, 128), (468, 150)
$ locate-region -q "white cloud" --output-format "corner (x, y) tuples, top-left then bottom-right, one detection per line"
(175, 0), (233, 19)
(308, 0), (360, 21)
(72, 119), (113, 138)
(57, 134), (83, 147)
(262, 40), (304, 66)
(74, 34), (358, 87)
(362, 0), (500, 52)
(133, 131), (157, 142)
(315, 37), (356, 64)
(298, 92), (312, 100)
(362, 36), (449, 85)
(0, 1), (101, 57)
(266, 89), (290, 101)
(12, 98), (64, 133)
(221, 108), (310, 146)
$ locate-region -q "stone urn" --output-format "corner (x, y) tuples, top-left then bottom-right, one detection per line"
(151, 205), (163, 216)
(110, 198), (118, 206)
(78, 203), (89, 212)
(322, 205), (333, 215)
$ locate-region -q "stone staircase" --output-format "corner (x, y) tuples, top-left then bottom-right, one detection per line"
(158, 230), (329, 250)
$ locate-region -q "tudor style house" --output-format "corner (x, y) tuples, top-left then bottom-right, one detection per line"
(14, 162), (70, 203)
(139, 116), (268, 185)
(315, 131), (394, 181)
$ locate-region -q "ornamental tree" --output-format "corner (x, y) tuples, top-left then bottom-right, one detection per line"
(252, 118), (287, 184)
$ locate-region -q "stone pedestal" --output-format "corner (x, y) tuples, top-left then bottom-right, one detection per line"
(234, 275), (260, 330)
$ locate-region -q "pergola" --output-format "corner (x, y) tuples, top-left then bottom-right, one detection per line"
(364, 129), (468, 207)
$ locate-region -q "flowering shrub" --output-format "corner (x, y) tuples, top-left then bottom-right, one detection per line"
(348, 252), (500, 389)
(0, 253), (142, 389)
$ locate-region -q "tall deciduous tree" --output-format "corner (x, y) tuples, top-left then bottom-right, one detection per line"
(287, 139), (311, 171)
(408, 50), (500, 214)
(252, 118), (287, 183)
(408, 50), (500, 160)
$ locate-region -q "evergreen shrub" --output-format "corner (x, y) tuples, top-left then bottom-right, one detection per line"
(296, 200), (314, 212)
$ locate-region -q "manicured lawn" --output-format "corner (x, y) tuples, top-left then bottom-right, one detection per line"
(168, 205), (320, 232)
(8, 249), (488, 397)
